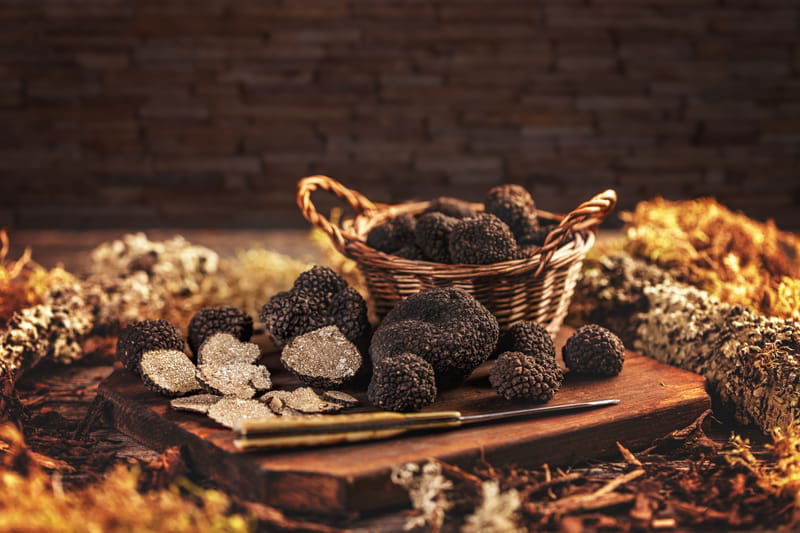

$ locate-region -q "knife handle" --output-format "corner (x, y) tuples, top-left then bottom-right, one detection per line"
(236, 410), (462, 436)
(235, 417), (462, 451)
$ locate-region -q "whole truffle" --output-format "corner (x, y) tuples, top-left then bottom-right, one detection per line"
(370, 287), (499, 388)
(394, 244), (426, 261)
(116, 320), (184, 374)
(260, 266), (369, 347)
(367, 353), (436, 412)
(188, 306), (253, 356)
(484, 184), (539, 242)
(448, 214), (518, 264)
(423, 196), (478, 219)
(490, 351), (563, 402)
(518, 224), (557, 248)
(563, 325), (625, 376)
(415, 212), (457, 263)
(496, 321), (555, 363)
(366, 214), (416, 253)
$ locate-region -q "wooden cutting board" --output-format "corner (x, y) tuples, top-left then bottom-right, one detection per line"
(96, 328), (709, 518)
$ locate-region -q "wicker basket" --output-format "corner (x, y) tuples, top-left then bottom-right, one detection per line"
(297, 176), (616, 336)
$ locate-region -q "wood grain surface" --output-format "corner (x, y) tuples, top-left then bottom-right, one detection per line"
(97, 328), (710, 518)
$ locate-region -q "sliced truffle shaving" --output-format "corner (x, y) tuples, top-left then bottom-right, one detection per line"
(139, 349), (201, 397)
(320, 390), (359, 407)
(283, 387), (345, 414)
(280, 325), (362, 388)
(117, 320), (184, 374)
(197, 362), (272, 399)
(169, 394), (222, 414)
(206, 398), (275, 429)
(197, 332), (261, 366)
(188, 306), (254, 356)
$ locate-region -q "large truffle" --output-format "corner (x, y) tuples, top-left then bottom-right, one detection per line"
(448, 214), (518, 264)
(484, 184), (539, 242)
(423, 196), (478, 219)
(496, 321), (555, 363)
(415, 212), (457, 263)
(563, 325), (625, 376)
(490, 351), (563, 402)
(280, 325), (362, 388)
(366, 214), (417, 253)
(188, 306), (253, 356)
(367, 353), (436, 412)
(116, 320), (184, 374)
(260, 266), (369, 347)
(370, 287), (499, 388)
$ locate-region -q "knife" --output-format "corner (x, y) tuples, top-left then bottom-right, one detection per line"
(234, 399), (619, 451)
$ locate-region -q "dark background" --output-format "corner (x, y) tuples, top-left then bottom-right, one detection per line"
(1, 0), (799, 230)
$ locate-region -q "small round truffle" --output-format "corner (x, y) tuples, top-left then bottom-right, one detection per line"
(366, 214), (417, 253)
(423, 196), (478, 219)
(293, 265), (348, 304)
(448, 214), (518, 264)
(484, 184), (539, 242)
(563, 325), (625, 376)
(188, 306), (254, 356)
(415, 212), (457, 263)
(490, 351), (563, 402)
(116, 320), (184, 374)
(367, 353), (436, 412)
(496, 321), (555, 363)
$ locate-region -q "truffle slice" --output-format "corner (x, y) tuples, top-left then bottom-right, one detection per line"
(117, 320), (184, 374)
(197, 362), (272, 399)
(188, 306), (253, 356)
(423, 196), (477, 219)
(260, 390), (296, 415)
(367, 353), (436, 412)
(197, 332), (261, 366)
(496, 321), (555, 363)
(484, 184), (539, 242)
(281, 326), (362, 388)
(415, 212), (457, 264)
(320, 390), (359, 408)
(207, 397), (275, 429)
(170, 393), (221, 414)
(448, 214), (518, 264)
(366, 214), (417, 253)
(139, 349), (201, 397)
(563, 324), (625, 376)
(283, 387), (347, 414)
(490, 351), (563, 402)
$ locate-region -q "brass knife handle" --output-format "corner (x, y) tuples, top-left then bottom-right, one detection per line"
(236, 410), (462, 436)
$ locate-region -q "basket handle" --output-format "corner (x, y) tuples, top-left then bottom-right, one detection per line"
(297, 175), (379, 251)
(533, 189), (617, 277)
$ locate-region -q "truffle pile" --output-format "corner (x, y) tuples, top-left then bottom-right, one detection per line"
(364, 186), (554, 265)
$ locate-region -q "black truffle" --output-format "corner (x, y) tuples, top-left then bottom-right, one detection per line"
(496, 321), (555, 363)
(116, 320), (184, 374)
(490, 351), (563, 402)
(394, 243), (426, 261)
(484, 184), (539, 242)
(139, 349), (202, 397)
(423, 196), (478, 219)
(188, 306), (254, 356)
(370, 287), (499, 388)
(563, 324), (625, 376)
(366, 214), (417, 253)
(260, 266), (369, 347)
(367, 353), (436, 412)
(415, 212), (457, 263)
(448, 214), (518, 265)
(519, 224), (557, 248)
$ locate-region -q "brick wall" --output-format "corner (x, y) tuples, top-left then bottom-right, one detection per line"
(1, 0), (799, 229)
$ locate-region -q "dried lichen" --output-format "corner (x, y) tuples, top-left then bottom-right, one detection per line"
(390, 461), (453, 531)
(461, 481), (522, 533)
(622, 197), (800, 320)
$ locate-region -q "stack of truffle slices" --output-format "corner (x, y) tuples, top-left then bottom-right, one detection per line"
(365, 184), (554, 264)
(116, 300), (362, 429)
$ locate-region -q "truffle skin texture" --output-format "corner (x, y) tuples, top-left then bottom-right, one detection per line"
(116, 320), (184, 373)
(484, 184), (539, 242)
(563, 324), (625, 376)
(415, 212), (458, 263)
(496, 321), (555, 363)
(490, 351), (563, 402)
(260, 266), (369, 347)
(370, 287), (499, 388)
(423, 196), (478, 219)
(448, 214), (518, 265)
(367, 353), (436, 412)
(188, 306), (254, 356)
(366, 214), (417, 253)
(394, 244), (426, 261)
